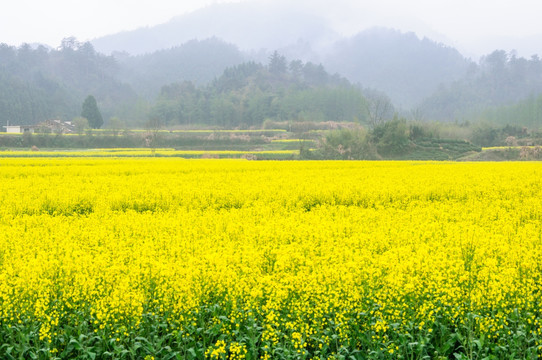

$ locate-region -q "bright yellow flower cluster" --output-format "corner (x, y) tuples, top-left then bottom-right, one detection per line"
(0, 159), (541, 357)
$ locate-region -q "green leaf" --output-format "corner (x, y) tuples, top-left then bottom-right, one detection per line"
(69, 339), (83, 350)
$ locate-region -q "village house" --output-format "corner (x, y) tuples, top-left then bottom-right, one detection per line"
(36, 119), (76, 134)
(2, 125), (35, 133)
(2, 120), (75, 134)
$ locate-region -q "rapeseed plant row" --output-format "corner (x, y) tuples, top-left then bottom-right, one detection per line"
(0, 159), (541, 359)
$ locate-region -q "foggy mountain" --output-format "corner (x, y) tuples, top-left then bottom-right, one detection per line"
(92, 2), (339, 57)
(3, 1), (542, 129)
(324, 28), (472, 108)
(108, 29), (472, 108)
(469, 34), (542, 60)
(92, 2), (474, 107)
(0, 41), (138, 127)
(115, 38), (245, 99)
(419, 50), (542, 122)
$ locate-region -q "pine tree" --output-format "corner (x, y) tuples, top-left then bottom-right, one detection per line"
(81, 95), (103, 129)
(268, 51), (287, 75)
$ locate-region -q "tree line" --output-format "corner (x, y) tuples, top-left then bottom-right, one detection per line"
(3, 37), (542, 132)
(0, 39), (138, 127)
(149, 53), (373, 127)
(419, 50), (542, 123)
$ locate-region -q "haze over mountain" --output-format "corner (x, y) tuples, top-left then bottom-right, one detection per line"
(116, 38), (245, 99)
(323, 28), (471, 107)
(90, 2), (477, 107)
(92, 2), (340, 57)
(90, 1), (542, 60)
(103, 28), (472, 108)
(3, 0), (542, 130)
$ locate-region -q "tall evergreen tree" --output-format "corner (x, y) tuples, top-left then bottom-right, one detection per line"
(81, 95), (103, 129)
(268, 51), (287, 75)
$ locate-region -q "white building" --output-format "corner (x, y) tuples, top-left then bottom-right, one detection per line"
(2, 125), (35, 133)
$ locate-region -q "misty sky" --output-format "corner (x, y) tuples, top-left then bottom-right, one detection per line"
(2, 0), (542, 56)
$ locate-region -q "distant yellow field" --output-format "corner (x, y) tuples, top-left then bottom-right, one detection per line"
(0, 148), (298, 157)
(0, 159), (541, 358)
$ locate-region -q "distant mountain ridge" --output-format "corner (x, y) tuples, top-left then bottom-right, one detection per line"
(92, 2), (473, 107)
(92, 2), (339, 56)
(3, 2), (542, 129)
(116, 38), (246, 99)
(324, 28), (472, 107)
(0, 42), (137, 126)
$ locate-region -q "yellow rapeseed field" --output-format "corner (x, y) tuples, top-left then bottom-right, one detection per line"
(0, 159), (541, 359)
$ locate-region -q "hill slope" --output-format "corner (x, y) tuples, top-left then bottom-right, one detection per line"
(92, 2), (474, 108)
(324, 28), (472, 108)
(419, 50), (542, 122)
(116, 38), (246, 99)
(92, 2), (337, 56)
(0, 42), (137, 127)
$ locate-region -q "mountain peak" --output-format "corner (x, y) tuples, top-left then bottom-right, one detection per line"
(92, 2), (338, 56)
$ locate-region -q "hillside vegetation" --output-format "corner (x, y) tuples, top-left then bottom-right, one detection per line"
(150, 57), (368, 128)
(2, 28), (542, 143)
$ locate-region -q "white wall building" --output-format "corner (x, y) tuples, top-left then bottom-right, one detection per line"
(2, 125), (35, 133)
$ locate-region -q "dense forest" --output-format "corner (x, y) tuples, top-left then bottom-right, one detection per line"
(419, 50), (542, 122)
(115, 38), (245, 99)
(476, 93), (542, 128)
(150, 54), (370, 127)
(324, 28), (472, 107)
(0, 39), (139, 126)
(2, 30), (542, 131)
(0, 40), (374, 129)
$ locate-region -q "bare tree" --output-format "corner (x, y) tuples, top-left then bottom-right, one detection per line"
(409, 107), (425, 122)
(145, 117), (162, 155)
(363, 89), (395, 128)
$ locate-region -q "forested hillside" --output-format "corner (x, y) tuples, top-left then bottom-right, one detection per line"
(419, 50), (542, 122)
(324, 28), (472, 107)
(3, 31), (542, 130)
(116, 38), (245, 99)
(475, 93), (542, 128)
(0, 40), (138, 126)
(150, 54), (369, 127)
(91, 2), (337, 56)
(1, 38), (369, 129)
(95, 20), (474, 108)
